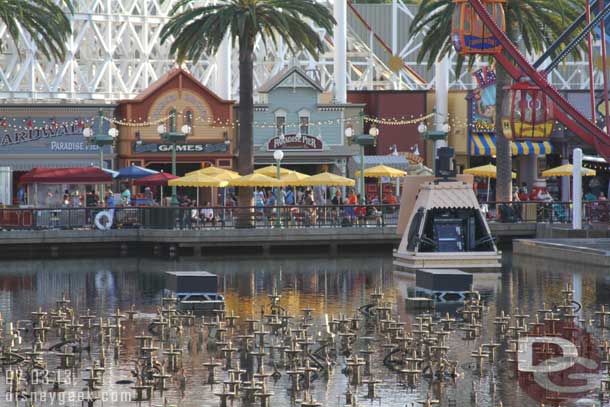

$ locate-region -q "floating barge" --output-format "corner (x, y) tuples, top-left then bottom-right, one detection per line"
(165, 271), (224, 313)
(394, 177), (501, 271)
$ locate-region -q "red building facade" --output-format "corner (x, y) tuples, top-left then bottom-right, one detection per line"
(347, 90), (427, 157)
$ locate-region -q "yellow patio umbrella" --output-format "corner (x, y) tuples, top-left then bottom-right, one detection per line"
(187, 166), (240, 181)
(168, 173), (228, 206)
(464, 164), (517, 179)
(464, 164), (516, 202)
(355, 164), (407, 178)
(277, 171), (310, 187)
(292, 172), (355, 187)
(169, 173), (228, 187)
(254, 165), (292, 178)
(184, 167), (239, 218)
(228, 173), (281, 187)
(356, 165), (407, 202)
(542, 164), (596, 177)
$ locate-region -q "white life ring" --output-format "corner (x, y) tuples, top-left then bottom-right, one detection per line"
(94, 210), (114, 230)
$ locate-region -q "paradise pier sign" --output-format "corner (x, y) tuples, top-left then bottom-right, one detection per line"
(266, 134), (323, 151)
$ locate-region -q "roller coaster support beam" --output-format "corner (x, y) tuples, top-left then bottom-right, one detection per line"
(586, 0), (597, 123)
(543, 1), (610, 73)
(533, 0), (599, 69)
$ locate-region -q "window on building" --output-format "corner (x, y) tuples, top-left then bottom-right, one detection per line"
(298, 109), (310, 135)
(275, 109), (286, 136)
(185, 110), (193, 127)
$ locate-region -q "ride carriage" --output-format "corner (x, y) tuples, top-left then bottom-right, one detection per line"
(451, 0), (506, 55)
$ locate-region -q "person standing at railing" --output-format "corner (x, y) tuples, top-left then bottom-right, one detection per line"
(346, 189), (357, 225)
(537, 189), (553, 203)
(265, 190), (276, 226)
(121, 185), (131, 206)
(45, 189), (54, 207)
(201, 202), (215, 227)
(285, 187), (295, 206)
(369, 196), (383, 226)
(62, 190), (71, 207)
(16, 186), (26, 206)
(585, 191), (597, 201)
(314, 185), (326, 224)
(512, 191), (523, 221)
(518, 187), (529, 202)
(355, 194), (366, 226)
(302, 189), (315, 226)
(72, 190), (82, 207)
(144, 187), (155, 206)
(225, 193), (236, 224)
(331, 189), (343, 226)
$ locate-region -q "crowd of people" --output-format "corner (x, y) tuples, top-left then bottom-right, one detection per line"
(168, 186), (401, 228)
(245, 186), (400, 227)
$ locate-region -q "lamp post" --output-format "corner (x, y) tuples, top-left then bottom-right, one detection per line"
(83, 110), (118, 201)
(273, 149), (284, 228)
(417, 121), (450, 175)
(157, 122), (191, 206)
(347, 125), (378, 204)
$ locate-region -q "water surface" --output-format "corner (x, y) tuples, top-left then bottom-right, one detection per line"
(0, 253), (607, 406)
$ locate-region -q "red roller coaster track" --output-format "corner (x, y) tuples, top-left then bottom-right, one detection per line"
(468, 0), (610, 160)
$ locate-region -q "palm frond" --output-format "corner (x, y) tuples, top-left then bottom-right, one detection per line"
(161, 0), (336, 63)
(0, 0), (73, 61)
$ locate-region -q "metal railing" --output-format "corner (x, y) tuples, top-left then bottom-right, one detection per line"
(1, 201), (608, 231)
(0, 205), (401, 231)
(484, 201), (610, 224)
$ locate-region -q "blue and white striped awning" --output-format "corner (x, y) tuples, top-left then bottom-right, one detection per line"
(470, 133), (553, 156)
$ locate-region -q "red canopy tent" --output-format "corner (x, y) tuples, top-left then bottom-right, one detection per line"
(133, 172), (178, 186)
(19, 167), (112, 184)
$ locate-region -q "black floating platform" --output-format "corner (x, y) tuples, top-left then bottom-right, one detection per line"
(165, 271), (218, 293)
(416, 269), (472, 292)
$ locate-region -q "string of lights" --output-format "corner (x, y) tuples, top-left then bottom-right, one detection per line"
(1, 112), (442, 132)
(0, 117), (96, 131)
(1, 111), (582, 136)
(364, 112), (435, 126)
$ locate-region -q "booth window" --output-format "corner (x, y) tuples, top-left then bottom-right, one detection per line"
(275, 109), (286, 136)
(298, 109), (310, 135)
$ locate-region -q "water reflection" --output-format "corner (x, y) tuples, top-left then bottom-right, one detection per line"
(0, 253), (606, 406)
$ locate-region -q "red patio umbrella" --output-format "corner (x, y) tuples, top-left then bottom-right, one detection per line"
(133, 172), (179, 186)
(133, 171), (179, 205)
(19, 167), (112, 184)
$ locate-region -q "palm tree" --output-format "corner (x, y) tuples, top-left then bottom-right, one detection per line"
(409, 0), (582, 202)
(0, 0), (73, 61)
(161, 0), (335, 213)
